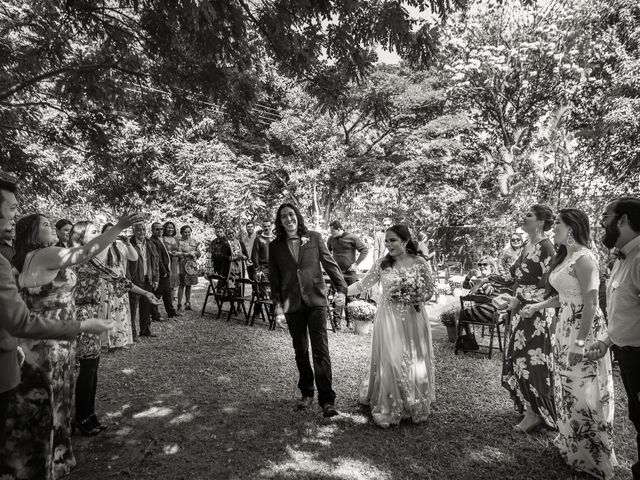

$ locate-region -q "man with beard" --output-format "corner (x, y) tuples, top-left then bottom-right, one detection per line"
(587, 196), (640, 480)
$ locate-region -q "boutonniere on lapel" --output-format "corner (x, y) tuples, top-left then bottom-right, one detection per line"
(301, 236), (310, 246)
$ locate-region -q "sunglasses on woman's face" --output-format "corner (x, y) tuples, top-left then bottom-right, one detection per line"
(511, 238), (522, 242)
(477, 263), (489, 267)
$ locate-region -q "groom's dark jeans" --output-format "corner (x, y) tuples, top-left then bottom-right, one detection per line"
(613, 346), (640, 479)
(286, 302), (336, 407)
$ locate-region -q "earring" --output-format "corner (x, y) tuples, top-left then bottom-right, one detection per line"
(567, 231), (575, 247)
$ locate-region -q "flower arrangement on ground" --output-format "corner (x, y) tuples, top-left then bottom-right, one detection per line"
(346, 299), (377, 323)
(440, 307), (460, 327)
(435, 281), (451, 297)
(387, 266), (434, 312)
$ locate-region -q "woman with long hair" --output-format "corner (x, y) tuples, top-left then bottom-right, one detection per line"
(100, 222), (138, 349)
(497, 204), (558, 433)
(347, 224), (435, 428)
(1, 212), (143, 480)
(71, 221), (158, 436)
(177, 225), (200, 311)
(522, 209), (616, 479)
(162, 222), (181, 307)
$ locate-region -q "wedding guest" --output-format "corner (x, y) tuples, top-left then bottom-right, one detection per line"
(55, 218), (73, 247)
(1, 212), (142, 479)
(71, 221), (158, 436)
(177, 225), (200, 311)
(0, 218), (14, 262)
(523, 209), (616, 479)
(162, 222), (181, 307)
(100, 223), (138, 349)
(243, 221), (257, 280)
(496, 204), (557, 433)
(0, 177), (113, 456)
(460, 256), (499, 333)
(587, 197), (640, 480)
(129, 222), (160, 338)
(269, 203), (346, 417)
(497, 232), (523, 278)
(251, 220), (274, 279)
(327, 220), (369, 329)
(150, 222), (177, 320)
(226, 228), (248, 280)
(347, 224), (435, 427)
(373, 217), (393, 261)
(211, 226), (232, 278)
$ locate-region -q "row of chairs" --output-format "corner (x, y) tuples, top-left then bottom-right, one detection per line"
(200, 274), (277, 329)
(200, 274), (348, 332)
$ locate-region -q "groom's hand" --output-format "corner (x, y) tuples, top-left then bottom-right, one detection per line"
(275, 314), (287, 330)
(334, 293), (346, 308)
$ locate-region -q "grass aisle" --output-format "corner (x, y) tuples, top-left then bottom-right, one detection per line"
(68, 286), (637, 480)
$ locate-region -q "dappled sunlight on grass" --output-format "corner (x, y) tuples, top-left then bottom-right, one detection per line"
(258, 446), (392, 479)
(106, 403), (130, 418)
(133, 406), (173, 419)
(122, 368), (134, 375)
(168, 411), (197, 425)
(162, 444), (180, 455)
(114, 426), (133, 436)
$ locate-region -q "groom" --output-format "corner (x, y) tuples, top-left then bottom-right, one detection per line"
(269, 203), (347, 417)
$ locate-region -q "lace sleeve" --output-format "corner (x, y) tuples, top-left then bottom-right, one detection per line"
(348, 260), (382, 295)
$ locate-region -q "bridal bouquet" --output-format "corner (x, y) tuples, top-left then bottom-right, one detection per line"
(346, 300), (377, 323)
(387, 266), (434, 312)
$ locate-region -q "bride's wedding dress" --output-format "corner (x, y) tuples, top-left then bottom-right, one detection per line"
(349, 260), (435, 428)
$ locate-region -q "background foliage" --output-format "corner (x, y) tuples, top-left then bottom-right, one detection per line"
(2, 0), (639, 266)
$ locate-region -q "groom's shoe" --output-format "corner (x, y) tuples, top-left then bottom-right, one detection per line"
(322, 403), (339, 418)
(297, 396), (313, 410)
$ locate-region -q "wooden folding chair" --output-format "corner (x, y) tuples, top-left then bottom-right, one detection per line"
(249, 278), (275, 329)
(201, 274), (225, 317)
(455, 294), (508, 359)
(223, 277), (254, 322)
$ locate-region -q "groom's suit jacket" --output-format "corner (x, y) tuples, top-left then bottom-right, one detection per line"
(268, 231), (347, 315)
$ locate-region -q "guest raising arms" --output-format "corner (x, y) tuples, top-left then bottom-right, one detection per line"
(0, 211), (144, 480)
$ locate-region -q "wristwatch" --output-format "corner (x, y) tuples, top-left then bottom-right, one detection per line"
(574, 339), (586, 348)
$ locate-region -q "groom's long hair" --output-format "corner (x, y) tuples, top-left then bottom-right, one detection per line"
(273, 203), (309, 239)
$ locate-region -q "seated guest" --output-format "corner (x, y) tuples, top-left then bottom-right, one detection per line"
(461, 256), (500, 324)
(55, 218), (73, 247)
(497, 232), (523, 278)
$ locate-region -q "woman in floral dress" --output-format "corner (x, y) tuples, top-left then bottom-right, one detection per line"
(495, 204), (557, 433)
(100, 223), (138, 349)
(226, 228), (248, 280)
(162, 222), (181, 303)
(71, 222), (158, 435)
(523, 209), (616, 479)
(348, 224), (435, 428)
(1, 213), (142, 480)
(177, 225), (200, 311)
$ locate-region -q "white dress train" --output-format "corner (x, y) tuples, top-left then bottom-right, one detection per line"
(350, 260), (435, 428)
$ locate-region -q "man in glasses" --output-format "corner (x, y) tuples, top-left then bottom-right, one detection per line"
(373, 217), (393, 262)
(587, 196), (640, 480)
(497, 232), (523, 278)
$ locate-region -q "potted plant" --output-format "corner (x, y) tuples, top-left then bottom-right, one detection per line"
(346, 300), (377, 335)
(440, 307), (460, 342)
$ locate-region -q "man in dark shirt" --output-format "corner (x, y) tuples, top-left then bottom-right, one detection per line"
(0, 220), (14, 264)
(326, 220), (369, 329)
(251, 220), (274, 280)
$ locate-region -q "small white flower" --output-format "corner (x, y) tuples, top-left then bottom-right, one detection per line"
(301, 236), (310, 246)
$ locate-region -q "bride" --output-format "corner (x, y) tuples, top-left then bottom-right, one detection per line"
(348, 224), (435, 428)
